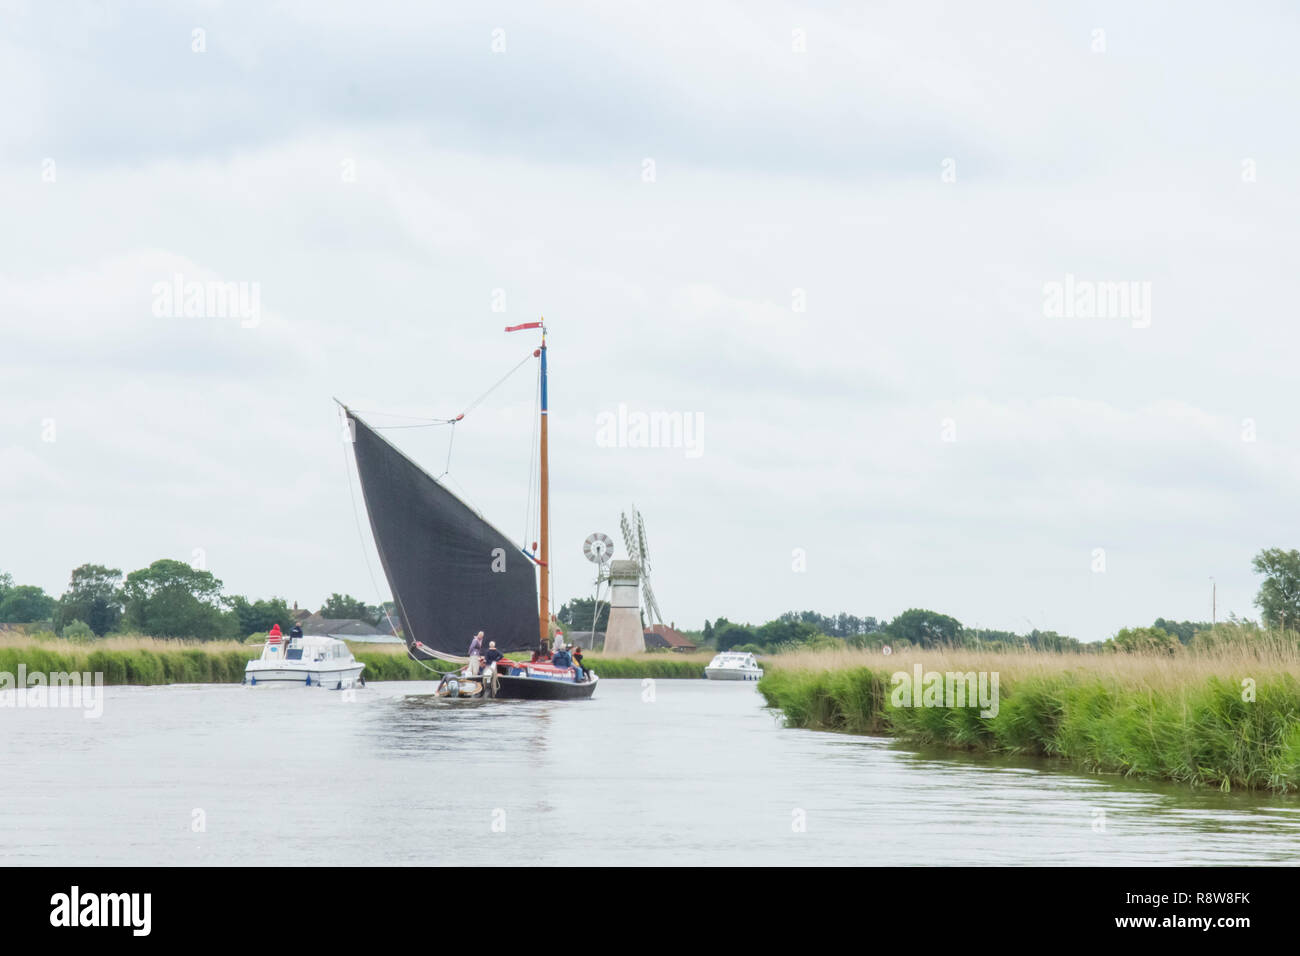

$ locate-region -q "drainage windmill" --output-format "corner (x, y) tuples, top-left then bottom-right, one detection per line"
(601, 507), (658, 656)
(621, 508), (664, 631)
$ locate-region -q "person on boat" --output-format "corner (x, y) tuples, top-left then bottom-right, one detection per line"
(552, 640), (572, 670)
(467, 631), (484, 675)
(572, 644), (586, 680)
(483, 640), (503, 669)
(288, 621), (303, 643)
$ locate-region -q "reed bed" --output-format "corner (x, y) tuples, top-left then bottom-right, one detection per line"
(758, 642), (1300, 792)
(350, 652), (709, 681)
(0, 632), (257, 685)
(582, 653), (709, 679)
(0, 633), (709, 684)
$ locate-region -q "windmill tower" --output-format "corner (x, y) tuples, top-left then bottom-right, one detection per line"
(602, 507), (665, 655)
(602, 557), (645, 655)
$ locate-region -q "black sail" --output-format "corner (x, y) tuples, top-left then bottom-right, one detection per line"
(345, 410), (540, 659)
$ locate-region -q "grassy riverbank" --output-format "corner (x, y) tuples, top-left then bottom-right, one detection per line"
(0, 634), (708, 684)
(758, 644), (1300, 792)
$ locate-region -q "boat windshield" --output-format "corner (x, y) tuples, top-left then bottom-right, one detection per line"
(286, 639), (303, 661)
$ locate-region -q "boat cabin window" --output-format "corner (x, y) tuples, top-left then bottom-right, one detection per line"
(285, 641), (303, 661)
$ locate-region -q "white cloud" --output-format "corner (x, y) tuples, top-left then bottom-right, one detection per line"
(2, 2), (1298, 640)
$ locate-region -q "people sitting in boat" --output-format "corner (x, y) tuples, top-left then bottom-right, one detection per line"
(483, 640), (503, 669)
(552, 640), (572, 669)
(572, 645), (586, 680)
(289, 622), (303, 642)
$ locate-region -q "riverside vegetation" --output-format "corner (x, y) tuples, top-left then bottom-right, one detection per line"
(757, 628), (1300, 793)
(0, 632), (710, 684)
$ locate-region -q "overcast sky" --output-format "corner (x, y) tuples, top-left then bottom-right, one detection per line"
(4, 1), (1299, 641)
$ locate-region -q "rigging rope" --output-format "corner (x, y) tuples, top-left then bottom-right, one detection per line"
(362, 349), (534, 433)
(366, 349), (537, 503)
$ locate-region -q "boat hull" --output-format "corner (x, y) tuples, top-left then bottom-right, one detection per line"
(704, 667), (762, 681)
(244, 662), (365, 689)
(493, 673), (598, 700)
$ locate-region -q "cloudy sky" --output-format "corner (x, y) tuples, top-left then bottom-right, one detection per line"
(3, 1), (1299, 641)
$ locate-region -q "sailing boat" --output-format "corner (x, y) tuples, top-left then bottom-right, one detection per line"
(340, 320), (597, 701)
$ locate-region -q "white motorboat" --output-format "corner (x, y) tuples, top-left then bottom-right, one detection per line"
(704, 651), (763, 681)
(244, 635), (365, 689)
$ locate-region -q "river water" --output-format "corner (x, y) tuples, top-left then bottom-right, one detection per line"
(3, 679), (1298, 865)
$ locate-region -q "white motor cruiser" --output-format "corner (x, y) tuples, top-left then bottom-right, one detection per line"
(704, 651), (763, 681)
(244, 634), (365, 689)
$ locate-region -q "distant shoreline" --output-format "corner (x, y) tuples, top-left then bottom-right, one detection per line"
(0, 634), (711, 684)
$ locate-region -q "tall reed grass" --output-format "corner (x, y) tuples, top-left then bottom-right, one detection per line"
(0, 633), (257, 685)
(758, 641), (1300, 792)
(582, 654), (709, 679)
(0, 633), (709, 683)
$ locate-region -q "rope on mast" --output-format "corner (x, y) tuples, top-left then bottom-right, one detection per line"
(363, 349), (534, 430)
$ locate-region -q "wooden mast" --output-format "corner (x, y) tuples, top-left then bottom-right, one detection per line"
(504, 318), (551, 648)
(538, 321), (550, 646)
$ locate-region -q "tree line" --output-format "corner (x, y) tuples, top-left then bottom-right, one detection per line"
(0, 561), (388, 640)
(700, 548), (1300, 653)
(699, 608), (1230, 654)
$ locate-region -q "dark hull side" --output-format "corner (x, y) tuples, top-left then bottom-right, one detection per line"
(493, 674), (598, 700)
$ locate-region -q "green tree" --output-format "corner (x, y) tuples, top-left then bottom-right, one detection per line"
(755, 618), (821, 648)
(1252, 548), (1300, 630)
(54, 564), (123, 636)
(885, 608), (963, 647)
(229, 596), (293, 635)
(320, 593), (379, 624)
(1110, 626), (1180, 655)
(1025, 629), (1083, 652)
(121, 559), (233, 638)
(776, 610), (881, 638)
(1151, 618), (1211, 645)
(62, 619), (94, 642)
(557, 598), (610, 631)
(716, 622), (757, 651)
(0, 585), (56, 624)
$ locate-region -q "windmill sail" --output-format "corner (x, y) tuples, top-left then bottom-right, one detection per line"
(345, 410), (540, 659)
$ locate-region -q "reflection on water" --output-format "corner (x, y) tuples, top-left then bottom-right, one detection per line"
(2, 679), (1298, 865)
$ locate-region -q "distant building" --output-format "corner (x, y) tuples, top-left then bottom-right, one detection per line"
(566, 631), (605, 650)
(643, 624), (697, 653)
(301, 613), (401, 644)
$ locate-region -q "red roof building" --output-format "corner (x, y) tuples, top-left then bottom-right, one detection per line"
(643, 623), (698, 653)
